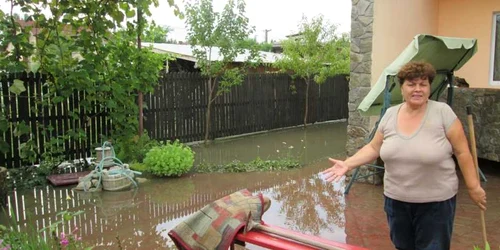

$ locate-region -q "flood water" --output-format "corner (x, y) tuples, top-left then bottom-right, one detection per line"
(0, 121), (350, 249)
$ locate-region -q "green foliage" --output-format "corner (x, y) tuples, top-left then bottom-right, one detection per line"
(473, 243), (493, 250)
(6, 158), (89, 191)
(195, 157), (300, 173)
(274, 14), (350, 126)
(144, 140), (195, 177)
(6, 161), (57, 191)
(114, 131), (160, 164)
(241, 38), (273, 52)
(6, 166), (47, 190)
(142, 21), (171, 43)
(0, 0), (180, 164)
(275, 15), (350, 82)
(184, 0), (260, 142)
(185, 0), (260, 78)
(0, 210), (92, 250)
(129, 162), (148, 173)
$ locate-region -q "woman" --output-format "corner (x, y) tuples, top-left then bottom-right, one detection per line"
(322, 61), (487, 250)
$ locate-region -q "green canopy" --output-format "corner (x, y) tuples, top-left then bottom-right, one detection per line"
(357, 34), (478, 116)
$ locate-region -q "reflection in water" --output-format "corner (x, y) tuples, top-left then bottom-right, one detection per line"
(0, 122), (349, 249)
(141, 177), (196, 204)
(268, 170), (345, 234)
(258, 160), (347, 245)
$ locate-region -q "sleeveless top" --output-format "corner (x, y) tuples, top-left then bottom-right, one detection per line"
(378, 100), (458, 203)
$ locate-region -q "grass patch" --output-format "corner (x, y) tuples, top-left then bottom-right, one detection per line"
(129, 162), (148, 172)
(194, 157), (301, 173)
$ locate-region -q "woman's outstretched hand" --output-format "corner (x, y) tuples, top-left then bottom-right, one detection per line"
(321, 158), (350, 183)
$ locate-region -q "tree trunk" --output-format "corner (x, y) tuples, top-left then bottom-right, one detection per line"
(303, 79), (310, 127)
(138, 91), (144, 136)
(204, 78), (214, 144)
(137, 5), (144, 136)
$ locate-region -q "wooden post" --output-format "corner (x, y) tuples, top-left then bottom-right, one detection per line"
(466, 106), (488, 248)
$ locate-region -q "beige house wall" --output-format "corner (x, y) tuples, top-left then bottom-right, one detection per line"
(438, 0), (500, 88)
(371, 0), (439, 86)
(371, 0), (500, 88)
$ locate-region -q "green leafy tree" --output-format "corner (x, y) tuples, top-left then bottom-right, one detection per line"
(143, 21), (171, 43)
(0, 0), (179, 165)
(275, 15), (350, 127)
(241, 38), (273, 52)
(184, 0), (260, 143)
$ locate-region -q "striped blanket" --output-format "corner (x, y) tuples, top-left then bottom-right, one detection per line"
(168, 189), (269, 250)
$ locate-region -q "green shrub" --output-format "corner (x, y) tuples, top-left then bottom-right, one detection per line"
(143, 140), (194, 177)
(114, 132), (160, 163)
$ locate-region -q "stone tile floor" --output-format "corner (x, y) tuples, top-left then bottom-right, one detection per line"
(344, 159), (500, 250)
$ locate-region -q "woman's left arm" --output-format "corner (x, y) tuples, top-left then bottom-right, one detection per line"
(446, 118), (487, 210)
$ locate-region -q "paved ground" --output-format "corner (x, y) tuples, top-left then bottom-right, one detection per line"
(344, 159), (500, 250)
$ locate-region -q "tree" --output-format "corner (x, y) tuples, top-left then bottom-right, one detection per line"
(142, 21), (171, 43)
(275, 15), (350, 127)
(184, 0), (260, 143)
(0, 0), (179, 163)
(241, 38), (273, 52)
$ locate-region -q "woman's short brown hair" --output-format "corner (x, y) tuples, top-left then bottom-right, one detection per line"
(397, 61), (436, 85)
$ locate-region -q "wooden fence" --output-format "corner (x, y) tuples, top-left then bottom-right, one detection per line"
(144, 72), (349, 142)
(0, 72), (110, 169)
(0, 72), (348, 168)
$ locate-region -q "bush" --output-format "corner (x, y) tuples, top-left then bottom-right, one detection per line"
(143, 140), (194, 177)
(114, 132), (160, 163)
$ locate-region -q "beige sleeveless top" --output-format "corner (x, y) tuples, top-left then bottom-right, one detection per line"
(378, 100), (458, 203)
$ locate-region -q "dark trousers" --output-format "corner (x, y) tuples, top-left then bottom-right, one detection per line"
(384, 195), (456, 250)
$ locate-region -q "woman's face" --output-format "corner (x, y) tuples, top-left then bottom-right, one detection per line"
(401, 77), (430, 107)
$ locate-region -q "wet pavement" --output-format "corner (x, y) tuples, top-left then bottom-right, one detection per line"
(0, 121), (499, 250)
(344, 159), (500, 250)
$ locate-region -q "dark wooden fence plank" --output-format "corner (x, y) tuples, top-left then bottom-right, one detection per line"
(77, 90), (85, 161)
(1, 74), (11, 167)
(27, 73), (39, 164)
(9, 74), (20, 168)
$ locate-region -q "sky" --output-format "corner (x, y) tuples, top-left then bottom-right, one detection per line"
(1, 0), (352, 43)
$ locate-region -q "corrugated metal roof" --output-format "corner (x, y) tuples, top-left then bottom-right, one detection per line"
(143, 42), (283, 64)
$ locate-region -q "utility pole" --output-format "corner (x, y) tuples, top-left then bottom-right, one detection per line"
(264, 29), (271, 43)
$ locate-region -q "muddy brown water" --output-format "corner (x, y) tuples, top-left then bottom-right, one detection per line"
(0, 121), (350, 249)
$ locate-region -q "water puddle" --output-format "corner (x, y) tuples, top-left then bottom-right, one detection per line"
(0, 122), (350, 249)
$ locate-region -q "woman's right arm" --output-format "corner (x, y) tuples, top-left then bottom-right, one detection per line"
(322, 130), (384, 182)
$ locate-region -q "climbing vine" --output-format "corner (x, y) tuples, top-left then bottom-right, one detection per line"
(0, 0), (179, 166)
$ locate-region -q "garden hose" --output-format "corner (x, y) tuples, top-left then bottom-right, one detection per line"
(81, 141), (141, 192)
